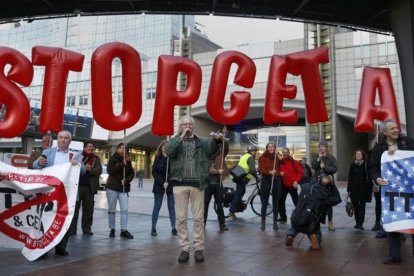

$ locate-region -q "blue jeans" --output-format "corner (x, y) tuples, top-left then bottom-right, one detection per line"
(229, 178), (247, 213)
(152, 192), (176, 229)
(106, 188), (128, 230)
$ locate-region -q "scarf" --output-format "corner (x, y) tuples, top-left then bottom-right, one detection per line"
(263, 150), (275, 160)
(354, 159), (364, 166)
(82, 150), (96, 166)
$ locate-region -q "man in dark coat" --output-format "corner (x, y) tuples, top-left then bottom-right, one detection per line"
(369, 119), (414, 264)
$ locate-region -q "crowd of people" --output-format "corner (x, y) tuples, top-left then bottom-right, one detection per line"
(27, 117), (414, 264)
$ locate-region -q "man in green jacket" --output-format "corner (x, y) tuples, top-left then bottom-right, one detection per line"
(166, 115), (223, 263)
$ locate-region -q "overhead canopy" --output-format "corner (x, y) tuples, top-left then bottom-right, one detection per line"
(0, 0), (391, 33)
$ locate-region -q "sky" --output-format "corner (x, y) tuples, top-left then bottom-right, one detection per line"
(195, 15), (304, 48)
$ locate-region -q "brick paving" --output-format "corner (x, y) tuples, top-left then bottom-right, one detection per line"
(1, 180), (413, 276)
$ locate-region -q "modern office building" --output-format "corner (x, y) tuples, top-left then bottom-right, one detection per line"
(0, 17), (403, 180)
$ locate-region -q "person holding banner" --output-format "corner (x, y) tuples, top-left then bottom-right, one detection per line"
(106, 143), (134, 240)
(204, 140), (229, 233)
(258, 142), (283, 231)
(32, 130), (85, 257)
(69, 142), (102, 236)
(151, 140), (177, 237)
(27, 133), (53, 169)
(369, 119), (414, 264)
(166, 115), (223, 263)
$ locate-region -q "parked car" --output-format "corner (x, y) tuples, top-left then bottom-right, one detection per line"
(99, 166), (109, 190)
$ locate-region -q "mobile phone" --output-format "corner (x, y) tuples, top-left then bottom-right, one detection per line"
(41, 154), (47, 159)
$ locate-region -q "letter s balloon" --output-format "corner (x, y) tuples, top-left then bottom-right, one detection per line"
(0, 47), (33, 138)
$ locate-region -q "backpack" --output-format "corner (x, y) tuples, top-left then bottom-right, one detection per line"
(290, 184), (320, 233)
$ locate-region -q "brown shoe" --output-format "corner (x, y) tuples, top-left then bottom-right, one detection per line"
(309, 233), (320, 250)
(178, 251), (189, 262)
(285, 235), (294, 247)
(194, 250), (205, 262)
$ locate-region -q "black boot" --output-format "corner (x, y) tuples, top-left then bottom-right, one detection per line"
(261, 219), (265, 231)
(273, 220), (279, 231)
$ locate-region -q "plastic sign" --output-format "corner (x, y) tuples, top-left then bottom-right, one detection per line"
(0, 43), (400, 137)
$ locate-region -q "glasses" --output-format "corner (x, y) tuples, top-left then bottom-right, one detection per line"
(181, 123), (193, 126)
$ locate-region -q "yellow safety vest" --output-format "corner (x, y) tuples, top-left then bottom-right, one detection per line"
(238, 153), (253, 179)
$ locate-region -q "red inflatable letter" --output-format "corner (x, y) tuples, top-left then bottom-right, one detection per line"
(206, 51), (255, 125)
(263, 55), (298, 125)
(32, 46), (84, 133)
(354, 67), (400, 132)
(0, 47), (33, 138)
(152, 55), (201, 136)
(287, 47), (329, 124)
(91, 42), (142, 131)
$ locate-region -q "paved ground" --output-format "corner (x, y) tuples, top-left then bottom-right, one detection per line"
(1, 179), (413, 276)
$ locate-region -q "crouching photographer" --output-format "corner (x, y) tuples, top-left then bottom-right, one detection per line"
(285, 173), (342, 250)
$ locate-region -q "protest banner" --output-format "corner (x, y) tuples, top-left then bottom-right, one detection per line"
(0, 161), (80, 261)
(381, 150), (414, 234)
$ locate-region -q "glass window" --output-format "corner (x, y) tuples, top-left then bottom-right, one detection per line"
(353, 47), (362, 59)
(79, 95), (88, 106)
(355, 67), (363, 80)
(66, 96), (76, 107)
(362, 45), (370, 58)
(388, 42), (396, 55)
(379, 43), (386, 56)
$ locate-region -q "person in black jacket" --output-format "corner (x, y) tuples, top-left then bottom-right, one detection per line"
(106, 142), (134, 239)
(286, 173), (342, 250)
(369, 119), (414, 264)
(347, 149), (372, 230)
(151, 140), (177, 237)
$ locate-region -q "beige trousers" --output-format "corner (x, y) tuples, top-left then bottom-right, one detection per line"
(173, 186), (205, 252)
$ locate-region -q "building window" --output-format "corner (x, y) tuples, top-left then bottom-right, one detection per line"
(79, 95), (88, 106)
(146, 88), (156, 99)
(67, 96), (76, 107)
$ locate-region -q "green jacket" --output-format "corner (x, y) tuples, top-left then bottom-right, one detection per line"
(166, 135), (220, 191)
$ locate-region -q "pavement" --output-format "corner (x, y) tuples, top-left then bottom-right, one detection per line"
(1, 179), (414, 276)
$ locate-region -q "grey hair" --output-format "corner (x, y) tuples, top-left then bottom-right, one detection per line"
(177, 115), (195, 134)
(57, 129), (72, 141)
(381, 119), (397, 133)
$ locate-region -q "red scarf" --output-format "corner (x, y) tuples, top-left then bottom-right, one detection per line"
(82, 150), (96, 166)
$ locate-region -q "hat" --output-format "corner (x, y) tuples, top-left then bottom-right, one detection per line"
(318, 141), (328, 147)
(247, 145), (258, 152)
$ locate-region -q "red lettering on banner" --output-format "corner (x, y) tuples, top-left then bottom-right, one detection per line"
(0, 173), (68, 249)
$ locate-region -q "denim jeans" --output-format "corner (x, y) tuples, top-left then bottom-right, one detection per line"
(152, 192), (176, 229)
(229, 178), (247, 213)
(106, 188), (128, 230)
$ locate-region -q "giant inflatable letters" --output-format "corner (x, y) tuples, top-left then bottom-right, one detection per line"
(0, 42), (400, 137)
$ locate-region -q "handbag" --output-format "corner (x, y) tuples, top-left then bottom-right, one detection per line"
(229, 165), (247, 180)
(345, 195), (354, 217)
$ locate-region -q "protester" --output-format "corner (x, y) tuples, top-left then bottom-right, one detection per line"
(106, 142), (134, 240)
(278, 147), (303, 223)
(347, 149), (372, 230)
(311, 141), (338, 231)
(300, 158), (312, 184)
(258, 142), (283, 230)
(27, 133), (53, 169)
(368, 119), (414, 264)
(32, 130), (85, 257)
(166, 115), (223, 263)
(137, 169), (144, 188)
(151, 140), (177, 237)
(204, 140), (229, 233)
(70, 142), (102, 236)
(286, 173), (341, 250)
(228, 145), (259, 219)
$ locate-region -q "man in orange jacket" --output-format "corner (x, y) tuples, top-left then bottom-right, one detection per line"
(278, 147), (303, 223)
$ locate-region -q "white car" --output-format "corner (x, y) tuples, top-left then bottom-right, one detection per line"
(99, 166), (109, 190)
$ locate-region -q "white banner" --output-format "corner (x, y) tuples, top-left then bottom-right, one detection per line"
(0, 161), (80, 261)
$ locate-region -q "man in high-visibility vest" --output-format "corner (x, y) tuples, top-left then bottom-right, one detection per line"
(228, 145), (259, 218)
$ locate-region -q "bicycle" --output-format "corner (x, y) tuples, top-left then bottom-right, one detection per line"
(214, 181), (273, 217)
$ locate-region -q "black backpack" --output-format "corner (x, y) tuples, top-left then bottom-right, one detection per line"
(290, 184), (320, 233)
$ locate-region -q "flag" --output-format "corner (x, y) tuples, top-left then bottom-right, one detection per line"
(381, 150), (414, 234)
(0, 161), (80, 261)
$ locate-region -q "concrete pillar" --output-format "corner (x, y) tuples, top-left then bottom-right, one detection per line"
(21, 137), (35, 155)
(145, 150), (151, 179)
(389, 0), (414, 137)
